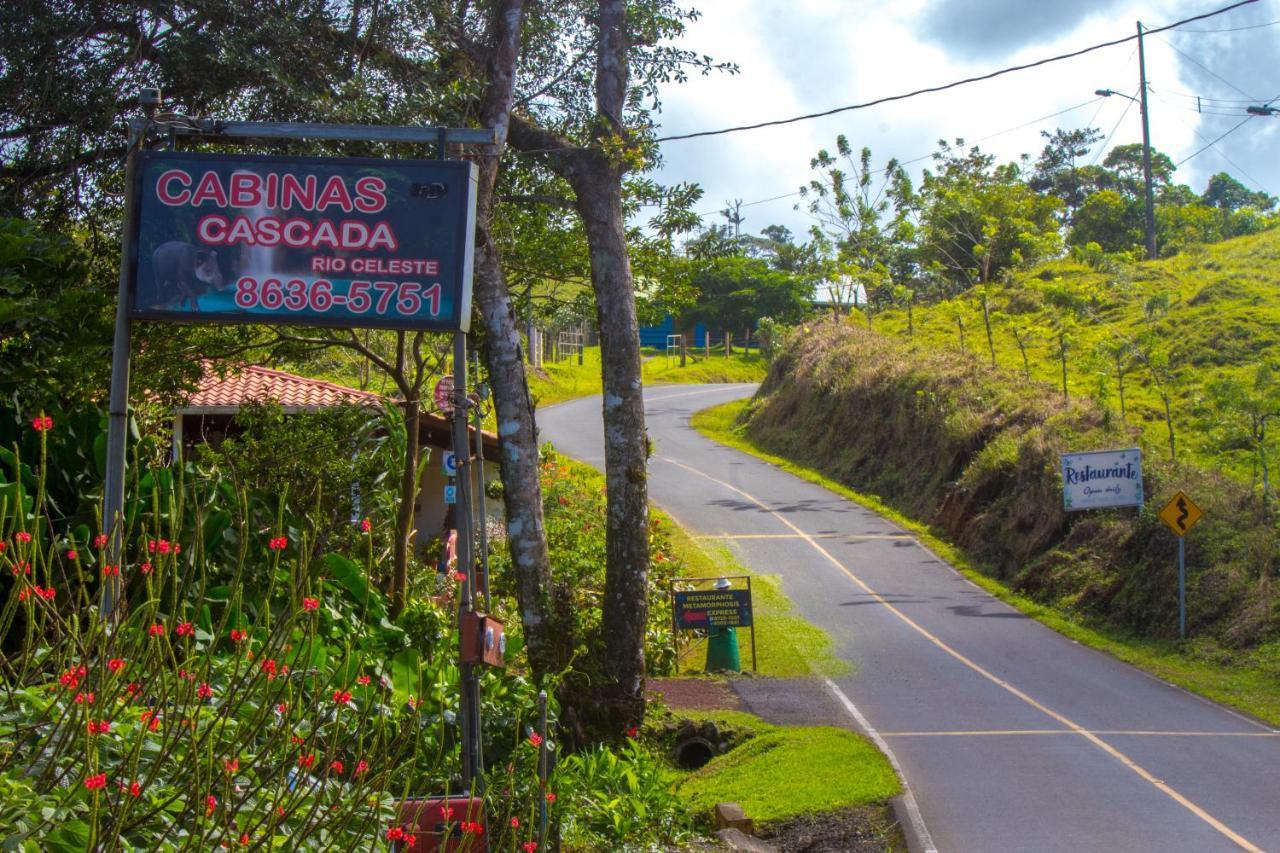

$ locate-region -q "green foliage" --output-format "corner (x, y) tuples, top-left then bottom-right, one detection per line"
(684, 256), (813, 336)
(677, 717), (899, 826)
(556, 739), (693, 850)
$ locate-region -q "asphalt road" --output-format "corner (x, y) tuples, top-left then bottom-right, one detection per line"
(539, 383), (1280, 853)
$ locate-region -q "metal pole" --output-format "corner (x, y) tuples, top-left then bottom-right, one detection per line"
(537, 690), (549, 851)
(472, 351), (490, 611)
(1137, 20), (1158, 260)
(747, 575), (757, 673)
(453, 332), (482, 790)
(1178, 535), (1186, 640)
(101, 126), (144, 621)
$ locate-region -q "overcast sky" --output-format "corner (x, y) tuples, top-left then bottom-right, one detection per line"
(650, 0), (1280, 240)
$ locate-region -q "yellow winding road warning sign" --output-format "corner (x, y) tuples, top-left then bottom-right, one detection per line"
(1159, 491), (1203, 536)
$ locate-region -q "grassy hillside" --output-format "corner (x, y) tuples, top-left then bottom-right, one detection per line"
(869, 227), (1280, 484)
(737, 320), (1280, 687)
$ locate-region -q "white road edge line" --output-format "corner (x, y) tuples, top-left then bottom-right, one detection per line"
(822, 676), (939, 853)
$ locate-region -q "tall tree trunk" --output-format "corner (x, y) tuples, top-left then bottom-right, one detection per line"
(470, 0), (561, 679)
(507, 0), (651, 734)
(392, 395), (421, 615)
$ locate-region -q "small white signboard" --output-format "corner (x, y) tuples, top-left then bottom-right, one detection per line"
(1061, 448), (1143, 511)
(442, 451), (458, 477)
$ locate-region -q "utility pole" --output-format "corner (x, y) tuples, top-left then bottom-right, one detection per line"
(1137, 20), (1158, 260)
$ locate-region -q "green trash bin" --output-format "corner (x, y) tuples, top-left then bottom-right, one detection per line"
(705, 626), (741, 672)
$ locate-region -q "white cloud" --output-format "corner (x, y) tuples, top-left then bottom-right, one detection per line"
(650, 0), (1279, 240)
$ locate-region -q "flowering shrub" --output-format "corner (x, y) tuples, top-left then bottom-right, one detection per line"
(0, 407), (695, 851)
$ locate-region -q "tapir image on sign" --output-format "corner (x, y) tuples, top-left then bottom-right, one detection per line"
(147, 241), (227, 310)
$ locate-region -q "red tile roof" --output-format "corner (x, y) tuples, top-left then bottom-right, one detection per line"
(182, 364), (381, 412)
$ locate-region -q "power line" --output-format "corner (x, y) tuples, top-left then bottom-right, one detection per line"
(1163, 16), (1280, 32)
(1155, 33), (1258, 100)
(1156, 102), (1272, 193)
(653, 0), (1259, 144)
(1175, 115), (1255, 167)
(1091, 90), (1139, 165)
(691, 98), (1105, 218)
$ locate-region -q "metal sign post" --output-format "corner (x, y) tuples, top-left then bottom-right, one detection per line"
(472, 350), (490, 611)
(1159, 490), (1204, 640)
(102, 93), (495, 791)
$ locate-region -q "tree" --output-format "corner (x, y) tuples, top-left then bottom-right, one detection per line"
(1028, 127), (1103, 224)
(1069, 189), (1144, 253)
(1206, 366), (1280, 511)
(686, 256), (811, 341)
(916, 140), (1062, 296)
(1202, 172), (1276, 212)
(507, 0), (728, 731)
(1131, 333), (1179, 463)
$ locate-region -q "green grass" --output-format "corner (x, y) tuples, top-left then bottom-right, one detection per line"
(694, 398), (1280, 727)
(870, 227), (1280, 482)
(676, 709), (900, 825)
(528, 346), (766, 409)
(658, 512), (847, 678)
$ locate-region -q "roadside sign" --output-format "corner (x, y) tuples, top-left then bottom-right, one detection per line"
(442, 451), (458, 476)
(1159, 491), (1203, 536)
(444, 484), (457, 505)
(673, 588), (753, 629)
(1061, 448), (1144, 511)
(129, 152), (477, 332)
(433, 375), (455, 414)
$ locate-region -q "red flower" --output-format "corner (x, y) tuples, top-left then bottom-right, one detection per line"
(329, 759), (344, 774)
(197, 683), (212, 700)
(0, 541), (5, 552)
(462, 822), (484, 836)
(545, 792), (557, 803)
(107, 658), (125, 673)
(59, 665), (86, 689)
(302, 597), (319, 611)
(523, 843), (539, 853)
(205, 794), (217, 815)
(65, 550), (77, 560)
(360, 518), (372, 533)
(442, 806), (454, 820)
(229, 629), (246, 643)
(87, 720), (110, 735)
(140, 562), (153, 574)
(129, 781), (141, 797)
(275, 702), (287, 714)
(84, 772), (107, 790)
(174, 622), (193, 637)
(239, 834), (250, 846)
(510, 816), (520, 828)
(268, 536), (287, 551)
(332, 689), (352, 705)
(94, 534), (108, 548)
(261, 659), (278, 679)
(626, 726), (638, 739)
(385, 827), (406, 842)
(355, 759), (369, 775)
(225, 757), (239, 773)
(126, 682), (141, 696)
(31, 415), (53, 431)
(14, 531), (31, 543)
(74, 691), (94, 704)
(101, 564), (119, 578)
(298, 754), (315, 769)
(528, 732), (543, 747)
(148, 623), (165, 637)
(356, 674), (371, 686)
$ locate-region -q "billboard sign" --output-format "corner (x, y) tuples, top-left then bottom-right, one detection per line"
(1061, 447), (1144, 511)
(129, 151), (477, 332)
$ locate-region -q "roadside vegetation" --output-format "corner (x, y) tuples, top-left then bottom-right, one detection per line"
(694, 305), (1280, 725)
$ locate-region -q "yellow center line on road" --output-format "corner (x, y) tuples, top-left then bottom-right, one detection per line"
(696, 533), (913, 541)
(659, 454), (1264, 852)
(881, 730), (1280, 737)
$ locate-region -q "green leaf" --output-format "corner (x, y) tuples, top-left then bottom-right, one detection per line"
(321, 553), (386, 619)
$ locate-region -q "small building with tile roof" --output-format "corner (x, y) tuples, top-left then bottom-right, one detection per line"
(175, 363), (500, 553)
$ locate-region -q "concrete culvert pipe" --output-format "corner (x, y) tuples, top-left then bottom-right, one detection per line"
(673, 736), (716, 770)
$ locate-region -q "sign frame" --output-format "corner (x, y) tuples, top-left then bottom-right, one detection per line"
(1061, 447), (1144, 512)
(668, 576), (756, 673)
(126, 150), (477, 333)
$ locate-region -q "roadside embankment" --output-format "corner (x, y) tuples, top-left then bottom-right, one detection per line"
(706, 321), (1280, 722)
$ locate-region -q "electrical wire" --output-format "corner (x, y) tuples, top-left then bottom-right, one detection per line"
(1161, 16), (1280, 32)
(649, 0), (1259, 144)
(1156, 102), (1272, 193)
(1090, 90), (1139, 166)
(1155, 33), (1258, 100)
